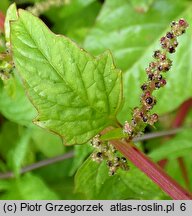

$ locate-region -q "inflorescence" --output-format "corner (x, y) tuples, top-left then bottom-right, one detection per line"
(91, 135), (129, 176)
(123, 18), (188, 139)
(91, 19), (188, 176)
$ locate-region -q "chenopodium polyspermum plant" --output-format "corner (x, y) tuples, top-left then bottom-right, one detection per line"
(7, 4), (188, 176)
(90, 19), (189, 175)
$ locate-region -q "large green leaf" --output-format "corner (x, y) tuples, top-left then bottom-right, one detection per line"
(75, 157), (168, 199)
(11, 10), (122, 145)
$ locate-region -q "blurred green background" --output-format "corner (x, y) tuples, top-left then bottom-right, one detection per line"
(0, 0), (192, 200)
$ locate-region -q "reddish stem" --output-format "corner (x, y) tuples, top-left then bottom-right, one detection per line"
(111, 139), (192, 200)
(0, 11), (5, 31)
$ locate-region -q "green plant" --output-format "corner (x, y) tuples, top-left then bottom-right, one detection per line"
(0, 0), (192, 200)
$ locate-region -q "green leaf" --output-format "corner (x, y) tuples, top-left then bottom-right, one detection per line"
(0, 180), (11, 191)
(46, 176), (85, 199)
(164, 132), (192, 191)
(69, 143), (93, 175)
(45, 0), (101, 43)
(149, 129), (192, 161)
(165, 158), (187, 190)
(35, 158), (74, 180)
(11, 10), (122, 145)
(31, 127), (65, 158)
(0, 160), (7, 172)
(0, 173), (59, 199)
(75, 157), (168, 199)
(0, 121), (35, 174)
(8, 130), (31, 177)
(0, 72), (37, 126)
(0, 121), (20, 161)
(47, 0), (97, 19)
(50, 1), (102, 44)
(4, 3), (18, 43)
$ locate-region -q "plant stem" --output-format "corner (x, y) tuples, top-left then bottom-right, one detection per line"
(133, 127), (185, 142)
(0, 151), (74, 179)
(110, 139), (192, 200)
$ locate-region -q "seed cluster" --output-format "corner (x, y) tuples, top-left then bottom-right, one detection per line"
(91, 135), (129, 176)
(123, 18), (188, 138)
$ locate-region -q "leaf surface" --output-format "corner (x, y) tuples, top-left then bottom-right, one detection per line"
(149, 129), (192, 161)
(75, 157), (168, 199)
(11, 10), (122, 145)
(0, 72), (37, 126)
(46, 0), (101, 44)
(0, 173), (58, 199)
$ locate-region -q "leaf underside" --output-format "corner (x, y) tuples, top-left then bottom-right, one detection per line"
(11, 10), (122, 145)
